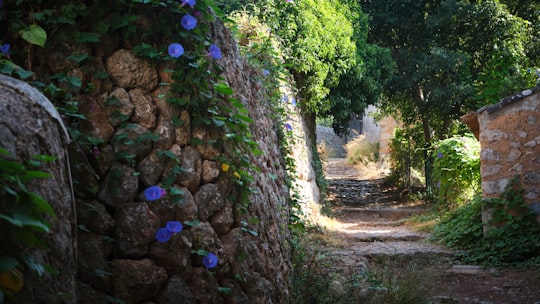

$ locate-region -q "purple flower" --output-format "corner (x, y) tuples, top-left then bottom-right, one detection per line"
(437, 152), (443, 159)
(168, 43), (184, 58)
(202, 252), (218, 269)
(436, 181), (441, 188)
(281, 94), (288, 102)
(92, 146), (100, 155)
(284, 123), (293, 131)
(181, 0), (196, 8)
(156, 228), (173, 242)
(181, 14), (197, 30)
(208, 44), (222, 59)
(166, 221), (183, 233)
(0, 44), (10, 58)
(291, 98), (297, 107)
(144, 185), (166, 201)
(263, 69), (270, 76)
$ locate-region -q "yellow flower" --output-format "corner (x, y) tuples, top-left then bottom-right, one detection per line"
(233, 171), (241, 179)
(0, 268), (24, 293)
(221, 163), (230, 172)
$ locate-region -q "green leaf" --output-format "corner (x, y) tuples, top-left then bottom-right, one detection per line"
(214, 83), (234, 95)
(0, 257), (19, 272)
(66, 53), (89, 63)
(169, 187), (184, 196)
(211, 117), (226, 127)
(183, 220), (200, 227)
(28, 192), (56, 217)
(20, 24), (47, 47)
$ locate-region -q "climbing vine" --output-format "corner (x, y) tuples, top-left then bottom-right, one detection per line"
(0, 0), (281, 301)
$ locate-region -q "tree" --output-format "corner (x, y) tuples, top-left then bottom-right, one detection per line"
(263, 0), (357, 114)
(363, 0), (532, 142)
(325, 1), (395, 135)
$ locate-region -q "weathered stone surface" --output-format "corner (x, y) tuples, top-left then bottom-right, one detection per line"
(202, 160), (220, 184)
(192, 124), (222, 159)
(113, 202), (160, 258)
(76, 281), (109, 304)
(175, 188), (199, 222)
(78, 232), (113, 292)
(69, 143), (100, 198)
(105, 49), (158, 91)
(477, 87), (540, 224)
(160, 143), (182, 181)
(89, 144), (115, 177)
(77, 200), (115, 235)
(210, 200), (234, 235)
(148, 230), (193, 275)
(189, 222), (228, 275)
(194, 183), (225, 221)
(112, 123), (153, 163)
(80, 99), (115, 141)
(111, 259), (167, 303)
(187, 267), (223, 304)
(175, 109), (192, 146)
(0, 74), (77, 303)
(156, 275), (197, 304)
(177, 146), (202, 193)
(137, 151), (166, 187)
(154, 114), (175, 150)
(101, 87), (134, 127)
(98, 162), (139, 207)
(130, 88), (156, 129)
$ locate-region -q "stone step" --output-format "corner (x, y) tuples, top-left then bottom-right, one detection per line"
(349, 241), (454, 257)
(337, 207), (425, 221)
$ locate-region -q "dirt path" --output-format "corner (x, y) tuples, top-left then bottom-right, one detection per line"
(321, 158), (540, 304)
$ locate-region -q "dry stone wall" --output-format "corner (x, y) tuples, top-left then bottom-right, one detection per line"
(23, 17), (294, 304)
(477, 86), (540, 223)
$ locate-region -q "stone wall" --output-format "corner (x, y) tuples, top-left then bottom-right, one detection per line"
(18, 15), (294, 304)
(477, 86), (540, 223)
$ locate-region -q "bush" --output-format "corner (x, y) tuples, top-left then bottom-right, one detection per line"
(432, 178), (540, 266)
(431, 136), (480, 207)
(388, 126), (426, 189)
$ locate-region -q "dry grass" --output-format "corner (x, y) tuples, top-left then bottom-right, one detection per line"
(345, 135), (378, 165)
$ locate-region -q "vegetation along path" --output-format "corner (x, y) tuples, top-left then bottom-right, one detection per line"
(319, 158), (540, 304)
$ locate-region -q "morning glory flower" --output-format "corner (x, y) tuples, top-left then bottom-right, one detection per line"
(437, 152), (443, 159)
(291, 98), (297, 107)
(208, 44), (222, 60)
(263, 69), (270, 76)
(156, 227), (173, 242)
(0, 44), (10, 58)
(181, 14), (197, 30)
(181, 0), (196, 8)
(202, 252), (218, 269)
(166, 221), (183, 233)
(144, 185), (166, 201)
(168, 43), (184, 58)
(285, 123), (293, 131)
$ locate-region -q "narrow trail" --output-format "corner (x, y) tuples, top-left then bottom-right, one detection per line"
(324, 158), (451, 257)
(320, 158), (540, 304)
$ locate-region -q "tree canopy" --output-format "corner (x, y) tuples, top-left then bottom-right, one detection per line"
(361, 0), (535, 144)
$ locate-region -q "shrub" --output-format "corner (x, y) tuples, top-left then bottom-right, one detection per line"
(432, 178), (540, 266)
(431, 135), (480, 207)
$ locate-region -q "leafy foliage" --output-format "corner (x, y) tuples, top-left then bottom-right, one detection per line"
(431, 136), (480, 207)
(0, 148), (57, 301)
(259, 0), (357, 114)
(433, 178), (540, 266)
